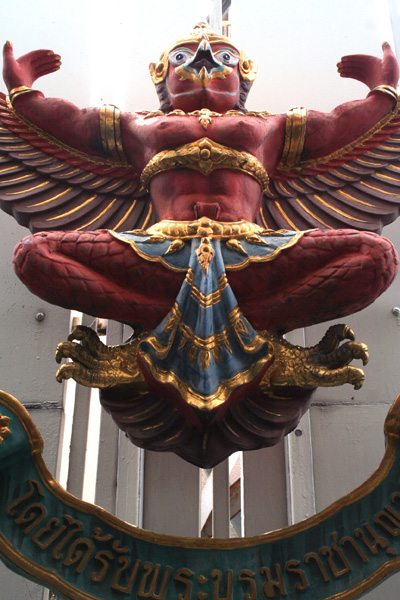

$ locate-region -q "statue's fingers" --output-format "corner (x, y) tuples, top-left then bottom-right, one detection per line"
(338, 69), (368, 81)
(3, 41), (14, 62)
(338, 66), (369, 76)
(338, 58), (376, 70)
(382, 42), (399, 84)
(31, 52), (61, 66)
(340, 53), (373, 64)
(34, 63), (61, 78)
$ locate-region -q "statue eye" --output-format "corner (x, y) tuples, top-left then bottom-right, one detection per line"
(169, 49), (194, 66)
(215, 49), (239, 66)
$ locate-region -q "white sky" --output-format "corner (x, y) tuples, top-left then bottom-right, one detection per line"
(0, 1), (397, 113)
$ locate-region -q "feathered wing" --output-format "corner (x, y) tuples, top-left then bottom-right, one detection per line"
(260, 105), (400, 233)
(0, 93), (154, 233)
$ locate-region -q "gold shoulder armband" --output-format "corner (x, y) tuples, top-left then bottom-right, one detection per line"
(100, 104), (127, 162)
(278, 106), (306, 170)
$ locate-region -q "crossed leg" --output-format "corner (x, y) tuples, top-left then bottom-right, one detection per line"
(13, 228), (398, 333)
(228, 228), (398, 333)
(13, 229), (185, 329)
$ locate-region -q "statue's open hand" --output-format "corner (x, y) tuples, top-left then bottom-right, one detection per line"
(337, 42), (399, 90)
(3, 42), (61, 91)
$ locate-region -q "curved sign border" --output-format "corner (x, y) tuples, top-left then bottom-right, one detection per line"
(1, 389), (400, 599)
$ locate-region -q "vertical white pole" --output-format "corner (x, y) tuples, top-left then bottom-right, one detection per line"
(212, 460), (230, 537)
(209, 0), (223, 33)
(284, 329), (316, 525)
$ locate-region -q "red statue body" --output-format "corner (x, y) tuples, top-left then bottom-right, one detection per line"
(1, 24), (400, 466)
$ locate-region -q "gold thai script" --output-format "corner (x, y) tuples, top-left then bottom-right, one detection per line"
(5, 479), (400, 598)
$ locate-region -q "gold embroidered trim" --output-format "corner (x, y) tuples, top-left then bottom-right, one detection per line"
(111, 218), (307, 272)
(139, 108), (274, 131)
(139, 350), (272, 411)
(145, 300), (270, 374)
(140, 137), (269, 191)
(187, 270), (229, 307)
(278, 106), (307, 170)
(146, 217), (270, 239)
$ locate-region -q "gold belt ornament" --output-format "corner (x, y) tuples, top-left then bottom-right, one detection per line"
(140, 137), (269, 191)
(144, 217), (271, 239)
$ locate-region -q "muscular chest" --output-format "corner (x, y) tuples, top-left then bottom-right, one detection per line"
(131, 112), (274, 165)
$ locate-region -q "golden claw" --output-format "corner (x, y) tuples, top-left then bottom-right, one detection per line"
(260, 324), (368, 392)
(55, 325), (146, 389)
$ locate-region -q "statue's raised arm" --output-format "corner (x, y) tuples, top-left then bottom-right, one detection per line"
(0, 42), (149, 234)
(263, 43), (400, 233)
(303, 43), (399, 161)
(2, 42), (106, 157)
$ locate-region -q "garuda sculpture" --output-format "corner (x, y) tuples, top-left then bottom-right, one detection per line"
(1, 23), (400, 467)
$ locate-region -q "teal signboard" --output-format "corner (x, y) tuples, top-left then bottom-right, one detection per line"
(1, 389), (400, 600)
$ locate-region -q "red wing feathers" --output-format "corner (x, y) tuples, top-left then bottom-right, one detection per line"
(0, 93), (153, 232)
(261, 106), (400, 233)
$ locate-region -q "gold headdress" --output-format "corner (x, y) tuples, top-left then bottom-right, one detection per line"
(149, 22), (257, 84)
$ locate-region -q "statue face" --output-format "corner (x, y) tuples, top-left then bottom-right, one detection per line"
(165, 41), (241, 112)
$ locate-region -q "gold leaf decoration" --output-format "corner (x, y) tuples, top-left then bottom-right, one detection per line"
(235, 319), (248, 336)
(245, 233), (269, 246)
(144, 234), (166, 243)
(163, 315), (176, 333)
(196, 237), (214, 274)
(165, 239), (185, 255)
(188, 344), (197, 363)
(200, 350), (211, 370)
(213, 345), (222, 364)
(225, 337), (233, 354)
(177, 337), (187, 351)
(226, 239), (247, 254)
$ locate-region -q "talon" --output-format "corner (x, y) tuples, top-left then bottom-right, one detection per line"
(56, 362), (104, 387)
(55, 339), (102, 369)
(55, 342), (64, 363)
(67, 324), (96, 342)
(56, 363), (74, 382)
(361, 348), (369, 366)
(351, 368), (365, 390)
(261, 326), (367, 393)
(308, 340), (369, 369)
(310, 323), (355, 355)
(54, 327), (145, 390)
(67, 325), (107, 356)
